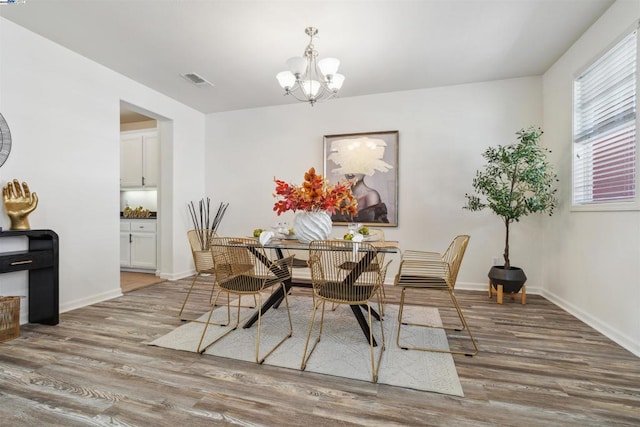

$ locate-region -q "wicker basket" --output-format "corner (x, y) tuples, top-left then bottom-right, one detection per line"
(0, 296), (20, 342)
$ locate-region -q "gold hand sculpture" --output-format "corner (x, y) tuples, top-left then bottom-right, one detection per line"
(2, 179), (38, 230)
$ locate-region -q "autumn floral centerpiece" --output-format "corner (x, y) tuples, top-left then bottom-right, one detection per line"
(273, 167), (357, 242)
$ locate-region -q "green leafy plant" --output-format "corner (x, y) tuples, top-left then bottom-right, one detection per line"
(464, 127), (558, 269)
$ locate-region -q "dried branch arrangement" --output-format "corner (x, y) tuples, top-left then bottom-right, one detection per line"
(188, 198), (229, 250)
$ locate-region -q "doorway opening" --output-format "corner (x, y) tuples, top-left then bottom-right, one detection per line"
(119, 102), (167, 292)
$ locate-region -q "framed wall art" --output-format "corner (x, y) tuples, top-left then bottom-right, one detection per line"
(323, 130), (398, 226)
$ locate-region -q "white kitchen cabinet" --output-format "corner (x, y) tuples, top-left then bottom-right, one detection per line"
(120, 130), (159, 188)
(120, 219), (157, 270)
(120, 221), (132, 266)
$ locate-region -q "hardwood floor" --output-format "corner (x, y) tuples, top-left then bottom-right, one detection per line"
(120, 271), (165, 293)
(1, 277), (638, 426)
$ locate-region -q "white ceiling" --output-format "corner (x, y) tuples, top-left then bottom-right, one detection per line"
(0, 0), (614, 114)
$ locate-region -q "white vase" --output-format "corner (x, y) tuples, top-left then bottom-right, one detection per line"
(293, 211), (332, 243)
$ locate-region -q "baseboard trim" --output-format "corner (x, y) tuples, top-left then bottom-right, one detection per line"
(540, 289), (640, 358)
(60, 289), (123, 315)
(159, 269), (195, 281)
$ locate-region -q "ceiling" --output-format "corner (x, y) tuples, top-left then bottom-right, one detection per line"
(0, 0), (614, 114)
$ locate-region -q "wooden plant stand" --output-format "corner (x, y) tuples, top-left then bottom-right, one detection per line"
(488, 281), (526, 304)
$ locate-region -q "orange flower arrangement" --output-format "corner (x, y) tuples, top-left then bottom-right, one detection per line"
(273, 167), (358, 216)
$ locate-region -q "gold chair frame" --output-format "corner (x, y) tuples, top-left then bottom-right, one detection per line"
(301, 240), (386, 382)
(179, 229), (220, 321)
(196, 237), (294, 364)
(394, 235), (478, 357)
(180, 230), (257, 321)
(328, 229), (389, 314)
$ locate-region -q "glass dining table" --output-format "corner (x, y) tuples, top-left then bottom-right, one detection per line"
(242, 238), (400, 346)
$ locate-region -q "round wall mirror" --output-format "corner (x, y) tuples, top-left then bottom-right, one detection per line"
(0, 113), (12, 167)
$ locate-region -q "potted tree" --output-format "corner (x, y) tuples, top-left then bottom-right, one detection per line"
(464, 127), (558, 294)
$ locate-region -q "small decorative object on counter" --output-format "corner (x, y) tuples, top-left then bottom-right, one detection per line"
(123, 205), (151, 218)
(2, 178), (38, 230)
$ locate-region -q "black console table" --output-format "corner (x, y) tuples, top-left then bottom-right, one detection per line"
(0, 229), (59, 325)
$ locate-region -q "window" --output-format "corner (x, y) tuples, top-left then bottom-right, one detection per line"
(573, 28), (638, 206)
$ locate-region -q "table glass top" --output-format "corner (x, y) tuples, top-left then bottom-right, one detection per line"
(261, 238), (400, 253)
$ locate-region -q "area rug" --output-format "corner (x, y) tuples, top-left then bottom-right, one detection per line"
(149, 296), (464, 397)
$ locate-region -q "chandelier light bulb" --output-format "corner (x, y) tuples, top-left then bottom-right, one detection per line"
(276, 71), (296, 90)
(328, 73), (345, 92)
(276, 27), (344, 106)
(301, 80), (321, 97)
(286, 57), (307, 77)
(318, 57), (340, 76)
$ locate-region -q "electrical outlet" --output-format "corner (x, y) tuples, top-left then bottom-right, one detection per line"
(492, 257), (501, 266)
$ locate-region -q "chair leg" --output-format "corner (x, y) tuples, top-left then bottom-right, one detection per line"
(378, 286), (386, 318)
(301, 299), (326, 371)
(369, 293), (386, 383)
(447, 289), (479, 356)
(179, 273), (201, 321)
(301, 297), (384, 382)
(209, 282), (217, 304)
(235, 294), (257, 309)
(188, 289), (231, 326)
(256, 283), (293, 364)
(396, 287), (478, 356)
(196, 291), (239, 353)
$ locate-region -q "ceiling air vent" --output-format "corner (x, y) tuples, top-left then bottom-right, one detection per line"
(181, 72), (214, 87)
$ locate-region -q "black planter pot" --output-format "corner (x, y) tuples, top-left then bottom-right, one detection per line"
(488, 266), (527, 294)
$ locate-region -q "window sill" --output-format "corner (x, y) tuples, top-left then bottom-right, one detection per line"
(571, 201), (640, 212)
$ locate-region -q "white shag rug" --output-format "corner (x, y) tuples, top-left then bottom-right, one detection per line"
(150, 295), (464, 397)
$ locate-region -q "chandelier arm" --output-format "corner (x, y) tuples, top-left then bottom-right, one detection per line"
(284, 86), (338, 104)
(313, 91), (339, 104)
(285, 90), (315, 103)
(278, 27), (342, 106)
(285, 80), (339, 104)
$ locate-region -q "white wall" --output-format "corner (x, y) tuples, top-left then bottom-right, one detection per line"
(0, 17), (206, 318)
(5, 2), (635, 358)
(205, 77), (544, 288)
(542, 0), (640, 356)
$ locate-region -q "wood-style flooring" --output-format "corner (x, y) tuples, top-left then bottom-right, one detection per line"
(1, 276), (639, 426)
(120, 271), (165, 293)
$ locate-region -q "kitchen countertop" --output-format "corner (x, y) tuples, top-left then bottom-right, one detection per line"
(120, 212), (157, 219)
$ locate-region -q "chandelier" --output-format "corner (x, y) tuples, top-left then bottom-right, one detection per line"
(276, 27), (345, 106)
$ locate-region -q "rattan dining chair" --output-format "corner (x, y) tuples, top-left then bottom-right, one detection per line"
(301, 240), (386, 382)
(196, 237), (295, 363)
(394, 235), (478, 356)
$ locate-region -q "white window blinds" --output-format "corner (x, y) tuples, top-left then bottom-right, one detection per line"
(573, 28), (638, 205)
